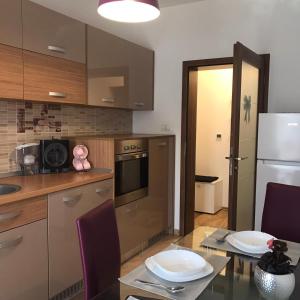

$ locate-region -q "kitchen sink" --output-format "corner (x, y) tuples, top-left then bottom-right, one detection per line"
(0, 184), (21, 195)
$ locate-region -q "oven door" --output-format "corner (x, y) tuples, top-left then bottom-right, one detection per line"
(115, 152), (148, 207)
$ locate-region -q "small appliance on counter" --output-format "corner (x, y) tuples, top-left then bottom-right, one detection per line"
(39, 139), (70, 173)
(16, 143), (40, 176)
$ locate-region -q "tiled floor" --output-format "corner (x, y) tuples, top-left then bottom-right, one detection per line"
(194, 208), (228, 229)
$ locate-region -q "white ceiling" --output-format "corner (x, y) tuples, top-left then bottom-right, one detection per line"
(30, 0), (205, 47)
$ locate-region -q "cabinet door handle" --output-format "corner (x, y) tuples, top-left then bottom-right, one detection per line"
(49, 92), (66, 98)
(96, 188), (111, 195)
(63, 193), (82, 205)
(102, 97), (115, 103)
(48, 45), (66, 54)
(0, 235), (23, 249)
(0, 210), (22, 223)
(158, 142), (167, 147)
(134, 102), (145, 107)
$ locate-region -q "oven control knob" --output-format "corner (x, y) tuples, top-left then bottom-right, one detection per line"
(131, 145), (136, 150)
(124, 146), (130, 151)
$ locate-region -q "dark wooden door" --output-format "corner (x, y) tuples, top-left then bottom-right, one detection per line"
(228, 42), (269, 231)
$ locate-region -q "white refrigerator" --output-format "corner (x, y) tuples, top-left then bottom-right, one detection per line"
(255, 113), (300, 230)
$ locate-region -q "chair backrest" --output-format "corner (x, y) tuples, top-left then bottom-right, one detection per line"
(76, 199), (121, 300)
(261, 182), (300, 243)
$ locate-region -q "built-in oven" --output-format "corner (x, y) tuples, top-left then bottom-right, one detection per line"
(115, 139), (148, 207)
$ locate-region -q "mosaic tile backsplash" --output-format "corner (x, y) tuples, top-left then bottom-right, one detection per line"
(0, 100), (132, 174)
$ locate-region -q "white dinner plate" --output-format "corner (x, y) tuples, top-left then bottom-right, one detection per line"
(226, 231), (275, 254)
(145, 249), (214, 282)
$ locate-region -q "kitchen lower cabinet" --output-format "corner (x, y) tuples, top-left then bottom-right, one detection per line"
(48, 179), (113, 297)
(116, 197), (150, 260)
(146, 137), (175, 238)
(23, 50), (86, 104)
(0, 43), (23, 100)
(0, 219), (48, 300)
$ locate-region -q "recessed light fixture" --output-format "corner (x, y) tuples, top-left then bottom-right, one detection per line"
(97, 0), (160, 23)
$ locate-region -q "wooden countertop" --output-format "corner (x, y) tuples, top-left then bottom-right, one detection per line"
(0, 170), (113, 206)
(67, 133), (175, 140)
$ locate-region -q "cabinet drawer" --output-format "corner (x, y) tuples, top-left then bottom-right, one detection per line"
(0, 0), (22, 47)
(48, 179), (113, 297)
(22, 0), (86, 63)
(0, 196), (47, 233)
(0, 220), (48, 300)
(23, 50), (86, 104)
(0, 43), (23, 100)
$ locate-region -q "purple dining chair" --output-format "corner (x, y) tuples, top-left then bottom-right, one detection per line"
(261, 182), (300, 243)
(76, 199), (121, 300)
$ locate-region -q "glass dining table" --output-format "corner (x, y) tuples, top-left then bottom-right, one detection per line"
(92, 226), (300, 300)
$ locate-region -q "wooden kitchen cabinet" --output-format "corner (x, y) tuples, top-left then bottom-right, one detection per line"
(87, 26), (130, 109)
(146, 137), (175, 238)
(129, 44), (154, 110)
(0, 196), (47, 233)
(23, 50), (86, 104)
(22, 0), (86, 63)
(0, 43), (23, 100)
(0, 219), (48, 300)
(116, 197), (150, 261)
(87, 26), (154, 110)
(0, 0), (22, 48)
(48, 179), (113, 297)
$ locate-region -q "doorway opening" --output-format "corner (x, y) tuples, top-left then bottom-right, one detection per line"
(180, 42), (270, 236)
(194, 65), (233, 230)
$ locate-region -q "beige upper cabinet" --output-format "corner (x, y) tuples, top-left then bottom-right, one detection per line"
(87, 25), (154, 110)
(87, 26), (130, 109)
(0, 0), (22, 48)
(129, 44), (154, 110)
(22, 0), (86, 63)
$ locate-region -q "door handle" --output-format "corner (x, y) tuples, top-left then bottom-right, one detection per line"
(63, 193), (82, 205)
(96, 188), (111, 195)
(225, 156), (248, 161)
(134, 102), (145, 107)
(0, 236), (23, 249)
(102, 97), (115, 103)
(48, 45), (66, 54)
(49, 92), (66, 98)
(0, 210), (22, 223)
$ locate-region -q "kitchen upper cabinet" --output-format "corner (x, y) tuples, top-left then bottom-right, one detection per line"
(23, 50), (86, 104)
(87, 26), (154, 110)
(22, 0), (86, 63)
(48, 180), (113, 297)
(129, 44), (154, 110)
(0, 220), (48, 300)
(87, 26), (130, 109)
(0, 44), (23, 100)
(0, 0), (22, 48)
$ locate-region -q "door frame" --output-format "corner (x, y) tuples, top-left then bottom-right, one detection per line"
(180, 54), (270, 235)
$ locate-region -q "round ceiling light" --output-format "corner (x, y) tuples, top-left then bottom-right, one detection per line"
(97, 0), (160, 23)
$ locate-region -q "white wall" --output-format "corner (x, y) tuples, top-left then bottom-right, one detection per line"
(130, 0), (300, 230)
(31, 0), (300, 230)
(196, 67), (233, 207)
